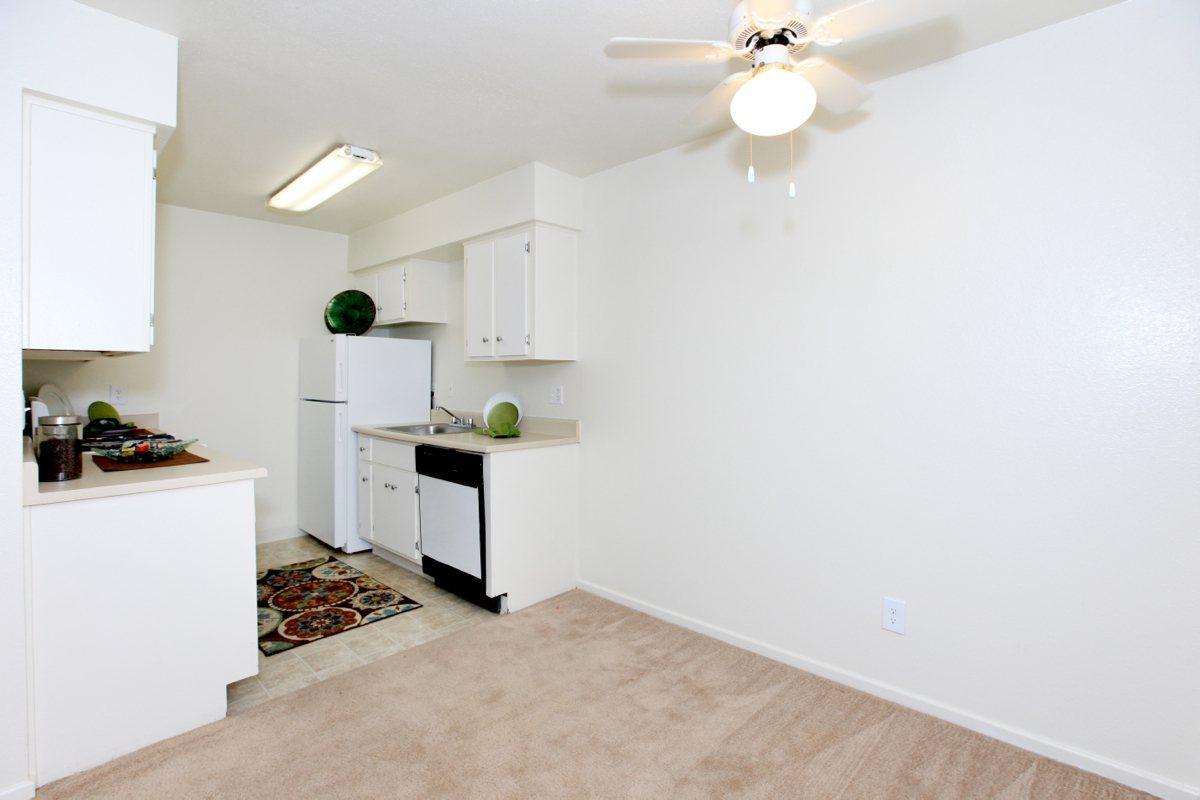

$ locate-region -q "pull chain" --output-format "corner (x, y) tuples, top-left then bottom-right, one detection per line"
(787, 131), (797, 199)
(747, 133), (756, 183)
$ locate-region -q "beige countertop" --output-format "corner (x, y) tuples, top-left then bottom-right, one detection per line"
(354, 410), (580, 454)
(24, 438), (267, 507)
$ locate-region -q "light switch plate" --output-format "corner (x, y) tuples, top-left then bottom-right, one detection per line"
(882, 597), (907, 635)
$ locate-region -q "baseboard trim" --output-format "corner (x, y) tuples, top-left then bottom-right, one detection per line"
(576, 580), (1198, 800)
(369, 545), (429, 578)
(255, 526), (304, 545)
(0, 779), (34, 800)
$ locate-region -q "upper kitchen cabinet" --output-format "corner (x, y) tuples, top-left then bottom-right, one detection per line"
(23, 95), (158, 355)
(463, 223), (577, 362)
(354, 259), (448, 326)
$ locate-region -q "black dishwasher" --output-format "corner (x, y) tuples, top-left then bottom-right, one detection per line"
(415, 446), (501, 612)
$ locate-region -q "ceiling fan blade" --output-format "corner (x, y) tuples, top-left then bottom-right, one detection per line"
(604, 37), (737, 62)
(686, 70), (753, 128)
(793, 57), (871, 114)
(746, 0), (796, 28)
(810, 0), (927, 46)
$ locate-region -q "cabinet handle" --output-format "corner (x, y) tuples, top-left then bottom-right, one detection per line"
(496, 336), (503, 342)
(482, 337), (489, 343)
(361, 477), (368, 483)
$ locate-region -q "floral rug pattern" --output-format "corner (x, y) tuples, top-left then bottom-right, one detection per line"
(256, 555), (420, 656)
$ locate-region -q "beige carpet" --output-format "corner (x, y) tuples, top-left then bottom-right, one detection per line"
(42, 590), (1152, 799)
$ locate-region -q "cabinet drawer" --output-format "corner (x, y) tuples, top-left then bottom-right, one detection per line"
(371, 439), (416, 471)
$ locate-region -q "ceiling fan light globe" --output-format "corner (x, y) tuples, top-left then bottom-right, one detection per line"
(729, 67), (816, 137)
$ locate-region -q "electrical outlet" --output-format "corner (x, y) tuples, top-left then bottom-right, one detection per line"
(109, 385), (128, 405)
(549, 385), (565, 405)
(882, 597), (907, 635)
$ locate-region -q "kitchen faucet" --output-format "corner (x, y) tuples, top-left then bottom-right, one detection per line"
(435, 406), (472, 427)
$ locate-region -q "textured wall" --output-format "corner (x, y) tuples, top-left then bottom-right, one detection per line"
(575, 0), (1200, 793)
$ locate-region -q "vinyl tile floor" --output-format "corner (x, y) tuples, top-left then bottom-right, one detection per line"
(227, 536), (496, 714)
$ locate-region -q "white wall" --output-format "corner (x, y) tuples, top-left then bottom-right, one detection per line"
(25, 205), (349, 541)
(382, 261), (581, 419)
(576, 0), (1200, 796)
(1, 3), (177, 796)
(348, 163), (582, 270)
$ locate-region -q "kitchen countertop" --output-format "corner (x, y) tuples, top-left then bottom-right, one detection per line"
(23, 437), (267, 506)
(354, 410), (579, 453)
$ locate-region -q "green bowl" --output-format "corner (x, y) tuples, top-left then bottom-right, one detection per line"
(486, 401), (520, 430)
(324, 290), (376, 335)
(87, 400), (120, 422)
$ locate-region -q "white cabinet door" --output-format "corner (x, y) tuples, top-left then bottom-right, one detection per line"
(24, 96), (156, 352)
(493, 230), (530, 357)
(356, 460), (372, 543)
(464, 239), (494, 358)
(376, 266), (407, 323)
(403, 260), (448, 323)
(371, 464), (420, 561)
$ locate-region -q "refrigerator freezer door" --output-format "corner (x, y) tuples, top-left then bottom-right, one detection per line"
(344, 337), (431, 423)
(298, 400), (345, 548)
(299, 335), (347, 402)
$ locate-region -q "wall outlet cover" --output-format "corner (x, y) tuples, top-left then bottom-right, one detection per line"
(882, 597), (907, 635)
(108, 385), (129, 405)
(549, 384), (565, 405)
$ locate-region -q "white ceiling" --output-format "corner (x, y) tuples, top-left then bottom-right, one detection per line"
(81, 0), (1123, 234)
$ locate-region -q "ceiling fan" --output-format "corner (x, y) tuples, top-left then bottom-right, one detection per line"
(605, 0), (898, 138)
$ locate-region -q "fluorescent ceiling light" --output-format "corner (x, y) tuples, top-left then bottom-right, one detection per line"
(268, 145), (382, 212)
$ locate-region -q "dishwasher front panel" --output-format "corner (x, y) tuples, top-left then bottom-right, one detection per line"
(417, 475), (482, 579)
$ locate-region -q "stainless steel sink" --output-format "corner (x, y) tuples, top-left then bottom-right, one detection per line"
(381, 423), (473, 436)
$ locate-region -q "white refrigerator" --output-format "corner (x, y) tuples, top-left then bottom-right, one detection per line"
(298, 335), (431, 552)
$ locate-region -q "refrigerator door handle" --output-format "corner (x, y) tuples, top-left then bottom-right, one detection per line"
(336, 407), (344, 443)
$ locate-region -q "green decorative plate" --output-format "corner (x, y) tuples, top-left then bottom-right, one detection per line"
(324, 290), (376, 335)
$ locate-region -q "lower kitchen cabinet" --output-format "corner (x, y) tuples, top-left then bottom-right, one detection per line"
(356, 431), (579, 613)
(362, 449), (421, 563)
(356, 460), (372, 543)
(27, 478), (258, 784)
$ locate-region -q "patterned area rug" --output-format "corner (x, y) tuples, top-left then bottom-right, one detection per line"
(256, 556), (420, 656)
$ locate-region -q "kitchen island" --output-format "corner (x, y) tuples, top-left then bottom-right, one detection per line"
(22, 438), (265, 786)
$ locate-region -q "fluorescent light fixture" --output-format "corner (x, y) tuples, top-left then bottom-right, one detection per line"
(268, 145), (382, 212)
